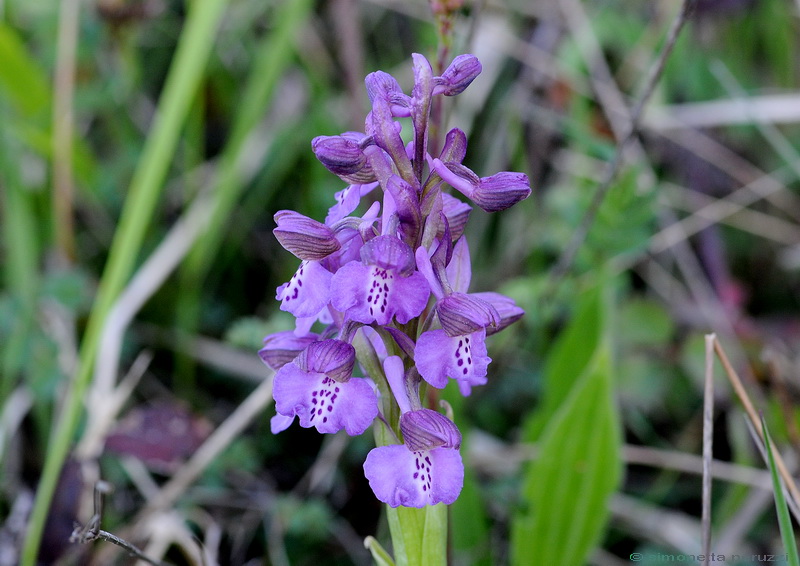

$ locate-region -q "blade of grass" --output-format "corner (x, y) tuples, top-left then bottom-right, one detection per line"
(20, 1), (232, 562)
(0, 99), (40, 409)
(712, 337), (800, 510)
(174, 0), (313, 386)
(762, 416), (800, 566)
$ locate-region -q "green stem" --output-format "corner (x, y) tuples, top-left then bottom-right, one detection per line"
(20, 1), (230, 563)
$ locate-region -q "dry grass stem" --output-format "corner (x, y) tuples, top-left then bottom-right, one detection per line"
(136, 372), (275, 521)
(742, 417), (800, 523)
(645, 93), (800, 130)
(713, 338), (800, 511)
(713, 60), (800, 168)
(52, 0), (80, 262)
(701, 333), (715, 566)
(650, 166), (794, 254)
(94, 192), (218, 396)
(664, 182), (800, 245)
(549, 0), (697, 284)
(609, 494), (701, 555)
(468, 430), (772, 487)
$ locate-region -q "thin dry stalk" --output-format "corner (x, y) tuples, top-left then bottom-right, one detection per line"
(550, 0), (698, 283)
(663, 181), (800, 246)
(52, 0), (80, 262)
(645, 93), (800, 130)
(701, 333), (715, 566)
(137, 372), (275, 520)
(713, 337), (800, 510)
(622, 445), (770, 488)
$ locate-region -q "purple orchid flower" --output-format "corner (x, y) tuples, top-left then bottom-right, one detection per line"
(364, 408), (464, 508)
(272, 339), (378, 435)
(262, 53), (529, 510)
(275, 260), (333, 320)
(331, 235), (430, 326)
(431, 158), (532, 213)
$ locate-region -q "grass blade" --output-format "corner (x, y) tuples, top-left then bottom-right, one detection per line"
(20, 1), (232, 562)
(762, 416), (800, 566)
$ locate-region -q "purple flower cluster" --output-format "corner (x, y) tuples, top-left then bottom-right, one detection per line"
(259, 53), (529, 508)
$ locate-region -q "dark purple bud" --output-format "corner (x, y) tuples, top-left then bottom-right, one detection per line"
(311, 134), (376, 183)
(471, 292), (525, 335)
(385, 175), (422, 242)
(360, 235), (416, 275)
(472, 172), (532, 213)
(259, 331), (319, 370)
(365, 71), (412, 117)
(439, 128), (468, 164)
(400, 409), (461, 451)
(441, 193), (471, 241)
(433, 54), (482, 96)
(411, 54), (434, 175)
(366, 98), (414, 183)
(295, 339), (356, 383)
(436, 292), (500, 337)
(273, 210), (341, 260)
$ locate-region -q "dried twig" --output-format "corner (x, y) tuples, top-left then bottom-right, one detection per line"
(70, 481), (172, 566)
(52, 0), (80, 262)
(713, 337), (800, 512)
(701, 334), (715, 566)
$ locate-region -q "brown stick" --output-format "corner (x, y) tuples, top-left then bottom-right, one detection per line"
(712, 337), (800, 509)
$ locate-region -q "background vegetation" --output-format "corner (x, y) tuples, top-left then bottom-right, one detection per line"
(2, 0), (800, 564)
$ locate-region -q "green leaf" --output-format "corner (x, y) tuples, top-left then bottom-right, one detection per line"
(522, 284), (604, 442)
(511, 347), (622, 566)
(0, 24), (50, 118)
(762, 417), (800, 566)
(364, 536), (396, 566)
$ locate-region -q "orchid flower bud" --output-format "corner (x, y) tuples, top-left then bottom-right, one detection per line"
(273, 210), (341, 260)
(365, 70), (412, 117)
(472, 171), (532, 213)
(400, 409), (462, 452)
(471, 292), (525, 335)
(432, 159), (532, 213)
(258, 331), (320, 370)
(311, 134), (376, 183)
(436, 292), (501, 336)
(294, 339), (356, 383)
(433, 54), (482, 96)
